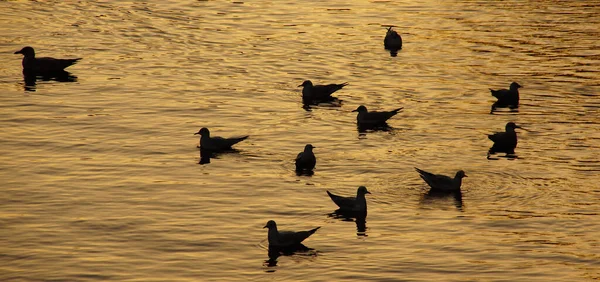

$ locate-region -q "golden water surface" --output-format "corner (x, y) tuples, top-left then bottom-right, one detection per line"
(0, 0), (599, 281)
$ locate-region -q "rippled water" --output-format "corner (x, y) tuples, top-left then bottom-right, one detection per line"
(1, 0), (599, 281)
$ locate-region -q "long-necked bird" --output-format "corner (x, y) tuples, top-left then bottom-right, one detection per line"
(14, 46), (82, 72)
(298, 80), (348, 105)
(263, 220), (320, 248)
(415, 168), (467, 192)
(194, 127), (248, 151)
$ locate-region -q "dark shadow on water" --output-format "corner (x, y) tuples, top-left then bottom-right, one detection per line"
(486, 152), (518, 161)
(419, 189), (464, 211)
(302, 98), (343, 111)
(22, 70), (78, 92)
(490, 103), (519, 114)
(198, 148), (240, 165)
(357, 123), (393, 135)
(328, 209), (368, 237)
(264, 244), (316, 270)
(386, 48), (401, 57)
(295, 169), (314, 177)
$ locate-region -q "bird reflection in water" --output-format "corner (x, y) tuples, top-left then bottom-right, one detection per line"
(328, 210), (368, 237)
(264, 243), (316, 269)
(301, 98), (343, 112)
(198, 148), (240, 165)
(357, 122), (393, 134)
(420, 189), (464, 211)
(21, 70), (78, 92)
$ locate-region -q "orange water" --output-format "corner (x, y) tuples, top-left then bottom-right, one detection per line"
(0, 1), (599, 281)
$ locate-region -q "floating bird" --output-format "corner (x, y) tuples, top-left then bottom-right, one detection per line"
(490, 82), (521, 113)
(194, 127), (248, 151)
(353, 105), (403, 127)
(488, 122), (523, 157)
(415, 168), (467, 192)
(298, 80), (348, 105)
(14, 46), (82, 72)
(263, 220), (320, 248)
(384, 27), (402, 56)
(295, 144), (316, 172)
(327, 186), (371, 214)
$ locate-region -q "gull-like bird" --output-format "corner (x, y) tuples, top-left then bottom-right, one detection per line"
(327, 186), (371, 213)
(488, 122), (523, 157)
(353, 105), (403, 127)
(298, 80), (348, 105)
(384, 27), (403, 51)
(14, 46), (81, 72)
(194, 127), (248, 151)
(263, 220), (320, 248)
(415, 168), (467, 192)
(490, 82), (521, 113)
(295, 144), (316, 172)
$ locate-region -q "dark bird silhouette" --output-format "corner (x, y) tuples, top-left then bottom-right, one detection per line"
(327, 186), (370, 214)
(194, 127), (248, 151)
(14, 46), (81, 73)
(298, 80), (348, 105)
(263, 220), (320, 248)
(383, 27), (402, 56)
(415, 168), (467, 192)
(488, 122), (523, 158)
(490, 82), (521, 113)
(295, 144), (316, 172)
(353, 105), (403, 127)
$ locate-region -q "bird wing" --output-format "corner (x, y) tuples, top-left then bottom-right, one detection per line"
(295, 152), (304, 162)
(488, 131), (506, 143)
(490, 88), (509, 99)
(36, 57), (81, 71)
(278, 227), (320, 245)
(313, 83), (348, 98)
(415, 167), (452, 189)
(223, 135), (249, 147)
(327, 191), (357, 209)
(366, 108), (403, 122)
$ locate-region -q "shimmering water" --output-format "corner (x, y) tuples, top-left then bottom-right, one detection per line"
(1, 0), (599, 281)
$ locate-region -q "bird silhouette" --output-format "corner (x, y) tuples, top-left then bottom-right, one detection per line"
(490, 82), (521, 113)
(14, 46), (81, 73)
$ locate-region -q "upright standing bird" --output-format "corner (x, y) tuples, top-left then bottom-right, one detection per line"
(384, 27), (402, 56)
(488, 122), (523, 157)
(14, 46), (82, 72)
(298, 80), (348, 105)
(263, 220), (320, 248)
(295, 144), (316, 172)
(194, 127), (248, 151)
(415, 168), (467, 192)
(490, 82), (522, 113)
(327, 186), (371, 214)
(353, 105), (403, 127)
